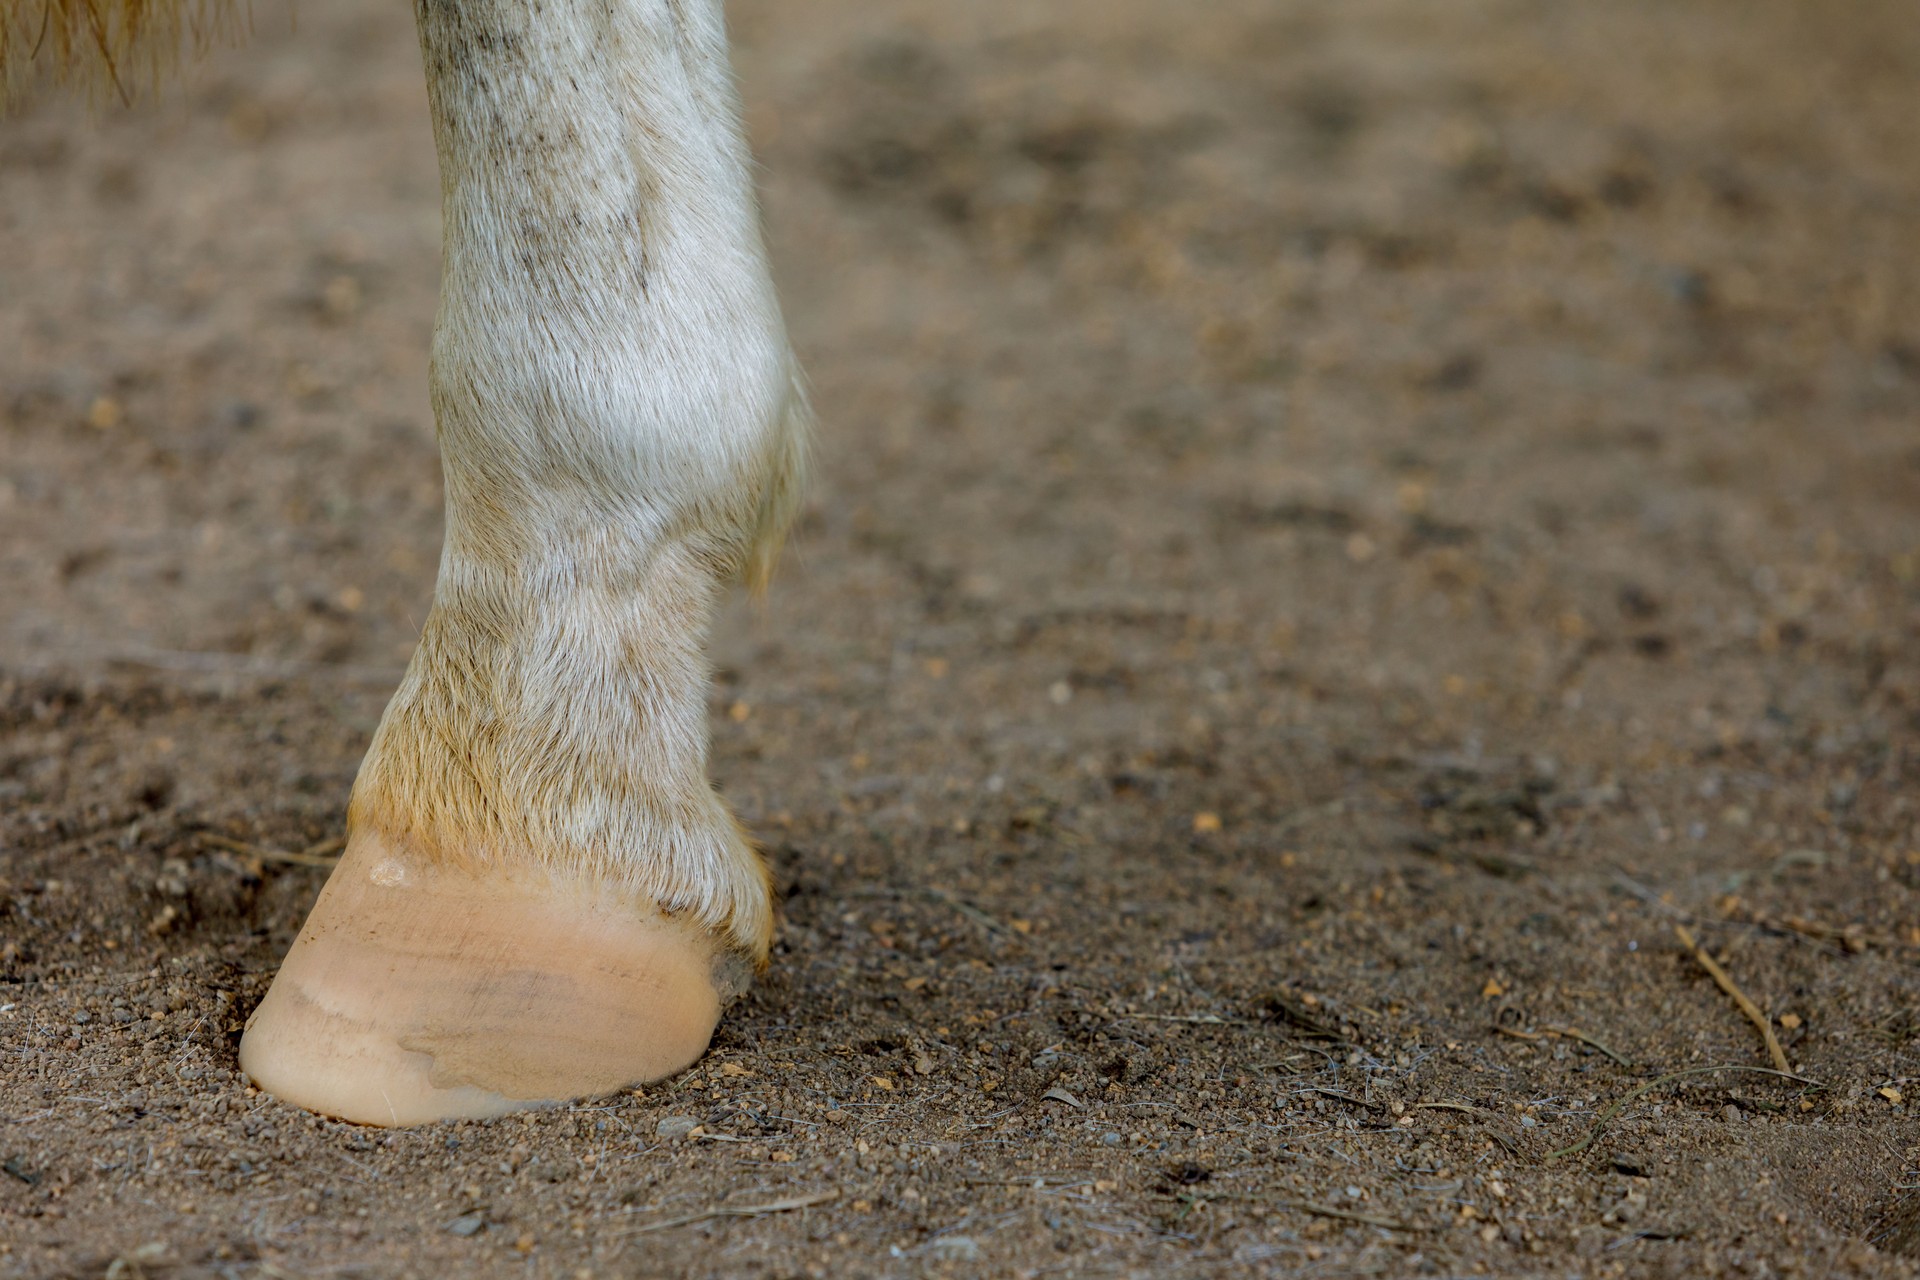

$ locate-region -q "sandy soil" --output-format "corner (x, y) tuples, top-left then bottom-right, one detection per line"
(3, 0), (1919, 1275)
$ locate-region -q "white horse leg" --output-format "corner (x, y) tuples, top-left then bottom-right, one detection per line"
(237, 0), (806, 1125)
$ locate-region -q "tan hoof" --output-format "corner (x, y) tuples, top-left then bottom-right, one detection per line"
(239, 829), (744, 1126)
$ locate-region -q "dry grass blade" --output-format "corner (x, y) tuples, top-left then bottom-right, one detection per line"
(1546, 1065), (1824, 1162)
(1673, 924), (1790, 1072)
(623, 1189), (838, 1236)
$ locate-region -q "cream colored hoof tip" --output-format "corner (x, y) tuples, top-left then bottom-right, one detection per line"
(238, 832), (736, 1126)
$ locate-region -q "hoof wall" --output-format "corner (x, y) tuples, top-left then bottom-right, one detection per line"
(239, 831), (734, 1125)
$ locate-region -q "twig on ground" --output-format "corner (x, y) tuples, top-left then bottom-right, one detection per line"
(1548, 1026), (1634, 1068)
(623, 1188), (838, 1235)
(854, 886), (1008, 935)
(964, 1172), (1097, 1188)
(1546, 1065), (1824, 1162)
(1114, 1012), (1263, 1028)
(1280, 1200), (1427, 1232)
(1301, 1086), (1382, 1112)
(201, 833), (344, 868)
(1673, 924), (1790, 1072)
(925, 888), (1008, 935)
(1756, 914), (1873, 954)
(1491, 1024), (1632, 1067)
(1610, 872), (1701, 922)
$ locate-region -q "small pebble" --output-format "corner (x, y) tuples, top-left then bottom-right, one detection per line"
(656, 1115), (700, 1140)
(930, 1236), (982, 1262)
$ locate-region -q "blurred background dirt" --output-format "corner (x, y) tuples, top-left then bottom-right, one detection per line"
(2, 0), (1918, 1276)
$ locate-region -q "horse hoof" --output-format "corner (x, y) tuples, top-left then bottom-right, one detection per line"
(238, 829), (743, 1125)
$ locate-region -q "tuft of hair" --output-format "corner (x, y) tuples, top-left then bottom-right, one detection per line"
(741, 361), (813, 595)
(1, 0), (243, 104)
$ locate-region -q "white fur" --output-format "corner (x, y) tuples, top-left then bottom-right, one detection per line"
(347, 0), (807, 958)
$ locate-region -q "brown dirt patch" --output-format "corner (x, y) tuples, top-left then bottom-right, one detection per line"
(3, 0), (1919, 1276)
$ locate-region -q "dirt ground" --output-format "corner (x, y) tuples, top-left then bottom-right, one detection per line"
(2, 0), (1919, 1275)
